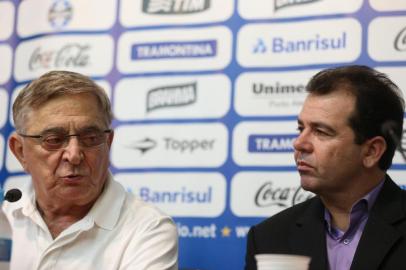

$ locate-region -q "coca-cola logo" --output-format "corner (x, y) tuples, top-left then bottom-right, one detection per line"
(394, 26), (406, 51)
(255, 181), (314, 207)
(29, 43), (90, 71)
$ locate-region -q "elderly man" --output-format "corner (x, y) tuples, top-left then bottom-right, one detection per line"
(7, 70), (178, 269)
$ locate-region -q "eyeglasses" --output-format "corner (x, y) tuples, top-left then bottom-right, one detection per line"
(18, 129), (112, 151)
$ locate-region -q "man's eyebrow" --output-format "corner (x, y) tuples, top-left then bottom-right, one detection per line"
(296, 119), (336, 133)
(310, 122), (336, 134)
(37, 127), (67, 134)
(38, 125), (104, 134)
(77, 126), (105, 132)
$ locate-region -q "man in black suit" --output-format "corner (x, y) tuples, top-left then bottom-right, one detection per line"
(245, 65), (406, 270)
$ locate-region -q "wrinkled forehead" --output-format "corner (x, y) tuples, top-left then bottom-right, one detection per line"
(23, 93), (106, 133)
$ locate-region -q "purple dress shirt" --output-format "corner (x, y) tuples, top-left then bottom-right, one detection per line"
(324, 180), (384, 270)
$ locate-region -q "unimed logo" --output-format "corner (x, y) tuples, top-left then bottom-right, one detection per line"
(146, 82), (197, 112)
(248, 134), (296, 153)
(142, 0), (210, 14)
(131, 40), (217, 60)
(252, 82), (305, 95)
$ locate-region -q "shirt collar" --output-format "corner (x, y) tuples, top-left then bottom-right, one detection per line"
(9, 171), (126, 231)
(87, 172), (126, 230)
(324, 178), (385, 237)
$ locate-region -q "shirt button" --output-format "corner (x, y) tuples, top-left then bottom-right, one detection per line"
(343, 239), (350, 245)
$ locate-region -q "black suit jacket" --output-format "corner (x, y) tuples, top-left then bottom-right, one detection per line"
(245, 176), (406, 270)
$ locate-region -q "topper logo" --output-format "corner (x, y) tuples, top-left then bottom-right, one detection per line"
(127, 137), (157, 154)
(146, 82), (197, 112)
(142, 0), (210, 14)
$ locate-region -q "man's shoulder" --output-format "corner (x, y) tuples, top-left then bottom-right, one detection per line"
(253, 196), (319, 233)
(121, 190), (175, 226)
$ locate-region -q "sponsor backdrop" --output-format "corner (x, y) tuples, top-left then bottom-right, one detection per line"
(1, 0), (406, 269)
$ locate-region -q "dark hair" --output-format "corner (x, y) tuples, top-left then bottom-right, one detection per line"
(306, 65), (405, 170)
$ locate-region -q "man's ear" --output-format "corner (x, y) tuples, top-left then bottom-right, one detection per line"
(9, 133), (29, 172)
(107, 130), (114, 148)
(362, 136), (387, 168)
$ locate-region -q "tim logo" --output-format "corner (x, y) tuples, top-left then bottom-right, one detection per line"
(131, 40), (217, 60)
(143, 0), (210, 14)
(48, 0), (73, 29)
(274, 0), (321, 12)
(248, 134), (296, 153)
(394, 26), (406, 51)
(147, 82), (197, 112)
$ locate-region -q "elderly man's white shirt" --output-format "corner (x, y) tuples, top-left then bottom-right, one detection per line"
(3, 174), (178, 270)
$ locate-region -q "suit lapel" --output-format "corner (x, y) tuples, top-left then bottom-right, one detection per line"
(289, 198), (329, 270)
(350, 177), (406, 270)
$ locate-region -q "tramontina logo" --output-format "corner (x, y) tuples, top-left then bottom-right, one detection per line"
(248, 134), (296, 153)
(274, 0), (321, 12)
(131, 40), (217, 60)
(142, 0), (210, 14)
(146, 82), (197, 113)
(48, 0), (73, 29)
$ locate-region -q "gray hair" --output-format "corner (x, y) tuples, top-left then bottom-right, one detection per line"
(13, 70), (113, 132)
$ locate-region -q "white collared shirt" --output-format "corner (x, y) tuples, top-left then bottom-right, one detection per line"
(3, 174), (178, 270)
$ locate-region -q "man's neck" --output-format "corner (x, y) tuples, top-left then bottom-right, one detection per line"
(320, 173), (385, 231)
(36, 200), (95, 239)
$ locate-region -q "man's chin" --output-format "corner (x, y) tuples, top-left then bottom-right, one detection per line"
(300, 177), (320, 193)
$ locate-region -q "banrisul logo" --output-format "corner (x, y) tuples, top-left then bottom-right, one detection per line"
(249, 134), (296, 153)
(131, 40), (217, 60)
(274, 0), (321, 12)
(147, 82), (197, 112)
(142, 0), (210, 14)
(139, 186), (212, 204)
